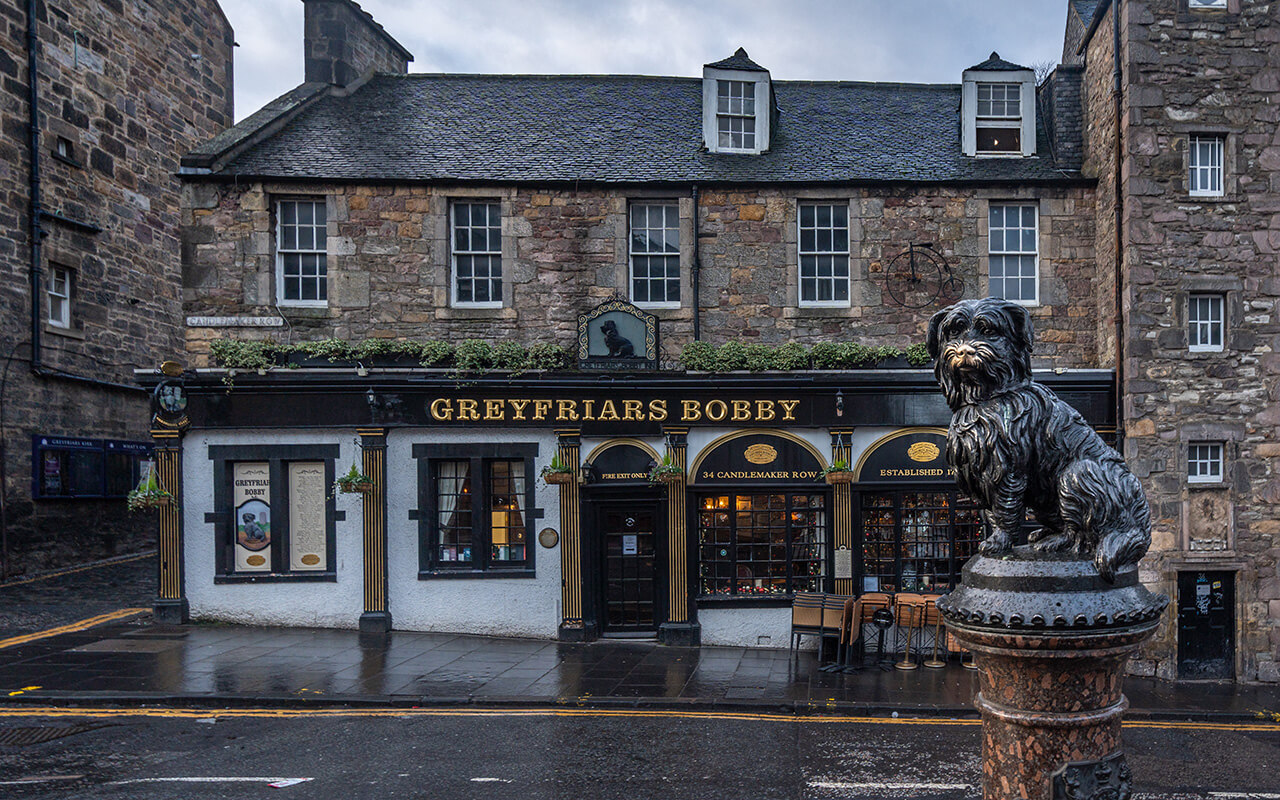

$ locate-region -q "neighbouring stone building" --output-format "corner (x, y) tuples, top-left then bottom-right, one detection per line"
(0, 0), (234, 575)
(154, 0), (1277, 682)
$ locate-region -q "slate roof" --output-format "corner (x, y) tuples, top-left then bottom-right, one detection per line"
(705, 48), (769, 72)
(1070, 0), (1103, 27)
(966, 52), (1031, 72)
(207, 73), (1081, 185)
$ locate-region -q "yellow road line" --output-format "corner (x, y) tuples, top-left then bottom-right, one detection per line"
(0, 705), (1276, 732)
(0, 553), (152, 588)
(0, 608), (148, 650)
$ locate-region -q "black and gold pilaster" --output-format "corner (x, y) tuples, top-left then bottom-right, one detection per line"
(659, 427), (699, 646)
(152, 419), (188, 624)
(357, 428), (391, 634)
(555, 430), (590, 641)
(830, 428), (854, 596)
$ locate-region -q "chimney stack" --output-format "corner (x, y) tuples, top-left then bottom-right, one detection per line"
(303, 0), (413, 87)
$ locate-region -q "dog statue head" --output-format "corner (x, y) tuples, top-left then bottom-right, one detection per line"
(928, 297), (1034, 410)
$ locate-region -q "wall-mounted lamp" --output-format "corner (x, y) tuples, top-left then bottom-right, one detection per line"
(366, 388), (378, 409)
(835, 389), (844, 418)
(579, 461), (593, 485)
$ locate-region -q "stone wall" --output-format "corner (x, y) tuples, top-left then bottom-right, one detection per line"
(1084, 0), (1280, 681)
(0, 0), (234, 574)
(303, 0), (411, 86)
(182, 181), (1099, 369)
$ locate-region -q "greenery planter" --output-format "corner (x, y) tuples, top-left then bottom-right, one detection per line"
(337, 481), (373, 494)
(543, 471), (575, 486)
(653, 471), (683, 485)
(824, 470), (855, 485)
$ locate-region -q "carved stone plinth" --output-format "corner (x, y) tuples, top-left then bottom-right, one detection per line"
(938, 548), (1167, 800)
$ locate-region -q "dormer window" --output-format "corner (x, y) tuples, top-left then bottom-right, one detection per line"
(703, 48), (771, 155)
(976, 83), (1022, 153)
(962, 52), (1035, 158)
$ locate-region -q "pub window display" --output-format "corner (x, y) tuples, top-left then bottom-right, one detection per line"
(207, 444), (339, 583)
(859, 490), (982, 593)
(697, 493), (827, 597)
(414, 443), (539, 577)
(432, 460), (528, 567)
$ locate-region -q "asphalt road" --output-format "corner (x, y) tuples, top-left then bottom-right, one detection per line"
(0, 709), (1277, 799)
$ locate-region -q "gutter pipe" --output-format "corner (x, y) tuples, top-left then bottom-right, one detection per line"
(1113, 0), (1125, 454)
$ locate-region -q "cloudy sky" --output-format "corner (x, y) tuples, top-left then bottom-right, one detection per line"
(218, 0), (1071, 122)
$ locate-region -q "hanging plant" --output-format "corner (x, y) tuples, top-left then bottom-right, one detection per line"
(333, 462), (373, 494)
(822, 459), (855, 485)
(648, 453), (683, 485)
(540, 454), (575, 485)
(127, 468), (173, 512)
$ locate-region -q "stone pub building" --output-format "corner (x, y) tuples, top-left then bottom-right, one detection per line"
(151, 0), (1279, 683)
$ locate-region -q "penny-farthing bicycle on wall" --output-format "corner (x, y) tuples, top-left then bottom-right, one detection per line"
(883, 243), (963, 309)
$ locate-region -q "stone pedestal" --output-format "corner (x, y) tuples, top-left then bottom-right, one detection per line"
(938, 548), (1167, 800)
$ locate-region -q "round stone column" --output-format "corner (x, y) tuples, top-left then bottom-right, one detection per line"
(938, 548), (1167, 800)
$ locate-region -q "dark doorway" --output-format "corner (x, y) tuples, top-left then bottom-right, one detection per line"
(599, 504), (659, 635)
(1177, 570), (1235, 680)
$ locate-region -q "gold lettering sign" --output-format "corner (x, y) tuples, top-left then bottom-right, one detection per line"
(744, 444), (778, 465)
(908, 442), (941, 463)
(246, 555), (266, 567)
(428, 397), (800, 424)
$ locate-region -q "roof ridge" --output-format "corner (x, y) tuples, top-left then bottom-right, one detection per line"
(373, 72), (958, 90)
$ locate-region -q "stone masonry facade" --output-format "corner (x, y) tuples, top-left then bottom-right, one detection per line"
(0, 0), (233, 573)
(182, 181), (1099, 369)
(1081, 0), (1280, 681)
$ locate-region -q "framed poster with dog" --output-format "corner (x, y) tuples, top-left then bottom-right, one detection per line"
(576, 298), (659, 370)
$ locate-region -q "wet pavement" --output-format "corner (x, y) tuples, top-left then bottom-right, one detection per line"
(0, 555), (1278, 719)
(0, 553), (153, 641)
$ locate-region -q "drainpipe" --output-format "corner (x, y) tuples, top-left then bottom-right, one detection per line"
(26, 0), (44, 374)
(1112, 0), (1126, 455)
(691, 183), (701, 341)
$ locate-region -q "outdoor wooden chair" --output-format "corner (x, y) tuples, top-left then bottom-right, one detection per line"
(789, 591), (826, 661)
(892, 593), (928, 670)
(852, 591), (893, 662)
(820, 594), (852, 667)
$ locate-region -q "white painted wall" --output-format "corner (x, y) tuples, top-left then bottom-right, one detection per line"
(699, 606), (798, 649)
(182, 427), (562, 639)
(182, 429), (365, 629)
(385, 428), (561, 639)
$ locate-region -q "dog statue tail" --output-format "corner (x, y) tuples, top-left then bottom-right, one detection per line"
(1058, 460), (1152, 583)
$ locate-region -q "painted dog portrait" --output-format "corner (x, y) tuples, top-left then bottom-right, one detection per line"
(927, 297), (1151, 582)
(600, 320), (637, 358)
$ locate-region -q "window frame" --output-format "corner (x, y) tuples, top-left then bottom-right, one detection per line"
(1189, 135), (1225, 198)
(975, 82), (1023, 155)
(450, 200), (504, 309)
(696, 491), (829, 600)
(1189, 0), (1228, 9)
(208, 444), (341, 583)
(628, 200), (682, 308)
(1187, 441), (1225, 485)
(987, 202), (1040, 306)
(796, 201), (852, 308)
(274, 198), (329, 307)
(715, 79), (757, 152)
(46, 266), (72, 329)
(1188, 293), (1226, 352)
(413, 443), (540, 579)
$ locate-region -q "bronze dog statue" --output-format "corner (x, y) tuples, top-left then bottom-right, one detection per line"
(927, 297), (1151, 582)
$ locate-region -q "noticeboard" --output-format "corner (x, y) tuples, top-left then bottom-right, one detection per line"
(32, 435), (153, 499)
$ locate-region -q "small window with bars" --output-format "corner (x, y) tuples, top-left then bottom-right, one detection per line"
(716, 80), (756, 150)
(1189, 135), (1224, 197)
(1188, 442), (1224, 484)
(1188, 294), (1225, 352)
(988, 204), (1038, 304)
(798, 203), (850, 305)
(276, 199), (328, 304)
(630, 202), (680, 305)
(452, 202), (503, 307)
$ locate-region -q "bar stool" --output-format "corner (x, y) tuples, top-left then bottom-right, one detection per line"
(920, 595), (947, 669)
(893, 593), (927, 671)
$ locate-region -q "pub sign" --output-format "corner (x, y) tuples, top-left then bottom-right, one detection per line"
(577, 298), (658, 371)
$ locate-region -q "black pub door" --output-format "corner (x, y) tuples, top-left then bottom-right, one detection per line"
(1177, 570), (1235, 680)
(599, 504), (659, 635)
